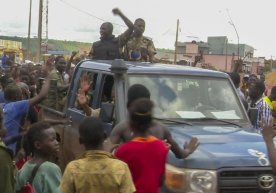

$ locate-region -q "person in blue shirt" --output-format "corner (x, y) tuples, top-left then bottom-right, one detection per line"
(2, 76), (50, 153)
(1, 53), (9, 69)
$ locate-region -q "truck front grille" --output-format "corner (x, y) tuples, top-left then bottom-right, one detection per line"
(218, 167), (275, 193)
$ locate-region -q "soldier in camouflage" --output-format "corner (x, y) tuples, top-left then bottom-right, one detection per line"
(124, 18), (157, 62)
(43, 56), (70, 111)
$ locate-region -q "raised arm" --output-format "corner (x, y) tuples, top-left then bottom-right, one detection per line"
(112, 8), (134, 31)
(66, 51), (78, 75)
(164, 128), (199, 159)
(29, 77), (50, 107)
(110, 121), (128, 144)
(261, 120), (276, 171)
(77, 88), (100, 117)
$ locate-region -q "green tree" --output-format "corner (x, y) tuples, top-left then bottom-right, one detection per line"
(264, 59), (275, 72)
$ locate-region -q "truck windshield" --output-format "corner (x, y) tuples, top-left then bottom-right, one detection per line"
(128, 74), (246, 122)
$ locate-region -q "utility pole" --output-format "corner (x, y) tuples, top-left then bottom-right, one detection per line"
(174, 19), (179, 64)
(37, 0), (43, 63)
(42, 0), (49, 54)
(27, 0), (32, 60)
(225, 37), (228, 71)
(227, 9), (240, 60)
(232, 23), (239, 60)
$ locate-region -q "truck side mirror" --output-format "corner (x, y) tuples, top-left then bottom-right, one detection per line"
(99, 102), (114, 123)
(248, 107), (258, 126)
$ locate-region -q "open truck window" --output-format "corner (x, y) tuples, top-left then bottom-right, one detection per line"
(74, 71), (98, 113)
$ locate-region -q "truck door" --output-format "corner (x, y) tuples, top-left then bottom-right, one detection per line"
(97, 74), (115, 136)
(64, 69), (101, 167)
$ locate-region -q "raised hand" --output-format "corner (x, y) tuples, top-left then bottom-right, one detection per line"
(80, 73), (92, 93)
(77, 88), (88, 105)
(261, 119), (276, 142)
(163, 139), (171, 150)
(112, 8), (121, 16)
(71, 51), (78, 57)
(41, 63), (51, 77)
(183, 137), (199, 155)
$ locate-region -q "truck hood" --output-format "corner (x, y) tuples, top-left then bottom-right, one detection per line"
(167, 125), (270, 169)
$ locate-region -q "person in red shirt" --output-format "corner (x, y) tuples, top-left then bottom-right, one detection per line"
(115, 98), (168, 193)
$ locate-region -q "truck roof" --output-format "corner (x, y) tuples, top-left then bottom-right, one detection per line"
(78, 59), (228, 78)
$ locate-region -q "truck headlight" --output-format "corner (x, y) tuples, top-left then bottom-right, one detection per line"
(165, 164), (217, 193)
(189, 171), (216, 192)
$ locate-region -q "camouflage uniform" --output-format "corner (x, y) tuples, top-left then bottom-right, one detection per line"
(43, 69), (66, 111)
(124, 35), (156, 62)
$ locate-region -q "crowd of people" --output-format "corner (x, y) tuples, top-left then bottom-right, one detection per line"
(229, 72), (276, 174)
(229, 72), (276, 131)
(0, 7), (197, 193)
(0, 77), (198, 193)
(0, 7), (276, 193)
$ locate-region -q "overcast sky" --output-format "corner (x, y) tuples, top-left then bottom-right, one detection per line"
(0, 0), (275, 59)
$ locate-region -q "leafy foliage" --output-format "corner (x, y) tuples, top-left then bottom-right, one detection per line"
(264, 59), (275, 72)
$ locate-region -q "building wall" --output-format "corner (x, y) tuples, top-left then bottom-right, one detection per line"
(224, 43), (238, 56)
(203, 54), (238, 72)
(251, 63), (258, 74)
(186, 43), (198, 54)
(203, 54), (263, 73)
(208, 36), (227, 55)
(240, 44), (254, 58)
(198, 46), (209, 55)
(177, 47), (185, 54)
(176, 36), (262, 74)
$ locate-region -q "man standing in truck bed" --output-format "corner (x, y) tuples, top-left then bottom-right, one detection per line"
(124, 18), (157, 62)
(89, 8), (133, 60)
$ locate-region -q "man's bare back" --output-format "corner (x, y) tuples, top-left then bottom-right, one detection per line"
(110, 120), (199, 159)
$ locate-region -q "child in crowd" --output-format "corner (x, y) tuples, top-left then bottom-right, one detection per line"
(0, 74), (14, 103)
(2, 76), (50, 153)
(15, 82), (39, 169)
(16, 121), (61, 193)
(115, 98), (168, 193)
(59, 117), (135, 193)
